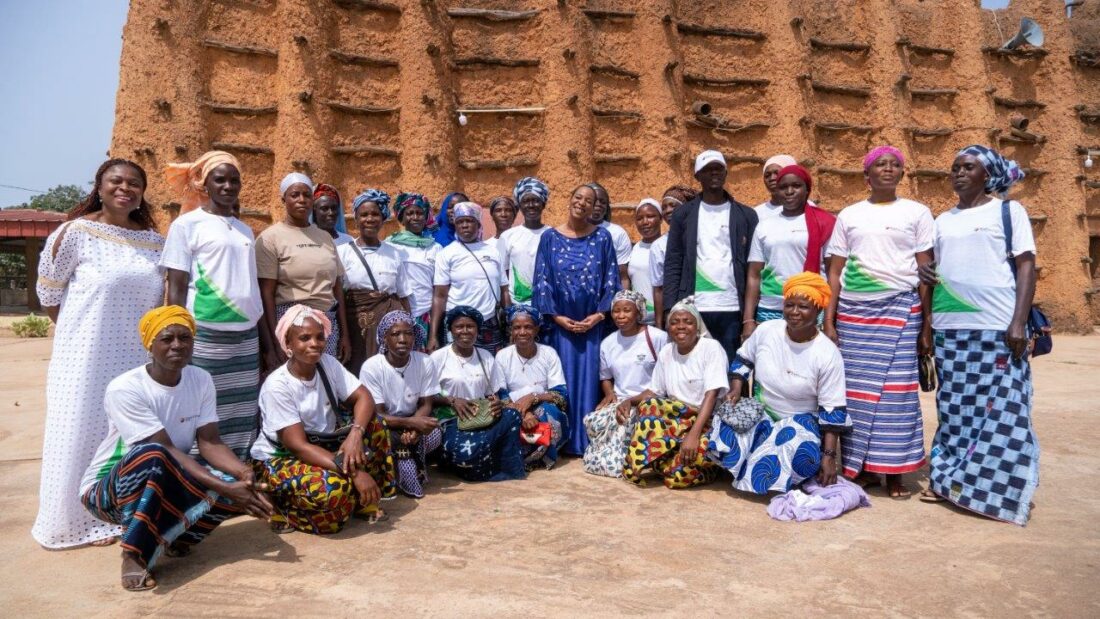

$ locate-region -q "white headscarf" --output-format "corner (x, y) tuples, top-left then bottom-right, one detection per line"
(280, 172), (314, 196)
(667, 296), (711, 340)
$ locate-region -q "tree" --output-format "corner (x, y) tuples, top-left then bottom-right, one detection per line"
(21, 184), (87, 213)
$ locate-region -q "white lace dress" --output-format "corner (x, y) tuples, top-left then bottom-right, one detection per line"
(31, 219), (164, 548)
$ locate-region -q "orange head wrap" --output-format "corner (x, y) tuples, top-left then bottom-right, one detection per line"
(782, 272), (831, 310)
(164, 151), (241, 214)
(138, 305), (196, 350)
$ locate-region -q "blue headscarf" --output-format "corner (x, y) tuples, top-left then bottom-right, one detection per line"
(956, 145), (1025, 195)
(310, 183), (348, 234)
(444, 305), (484, 332)
(513, 177), (549, 205)
(507, 304), (540, 325)
(434, 192), (467, 247)
(353, 188), (392, 220)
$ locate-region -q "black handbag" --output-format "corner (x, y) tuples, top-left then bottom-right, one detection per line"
(262, 363), (354, 454)
(1001, 200), (1052, 357)
(459, 241), (508, 339)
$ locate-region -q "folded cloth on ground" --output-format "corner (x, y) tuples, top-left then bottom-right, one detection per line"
(766, 477), (871, 522)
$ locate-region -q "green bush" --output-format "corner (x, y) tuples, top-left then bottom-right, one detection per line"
(11, 313), (51, 338)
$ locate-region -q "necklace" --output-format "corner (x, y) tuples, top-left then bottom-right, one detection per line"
(202, 207), (234, 229)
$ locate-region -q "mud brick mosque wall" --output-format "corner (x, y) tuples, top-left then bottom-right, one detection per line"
(110, 0), (1100, 330)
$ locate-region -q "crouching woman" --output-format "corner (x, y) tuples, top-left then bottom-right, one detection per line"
(708, 273), (850, 494)
(251, 305), (396, 535)
(81, 306), (274, 592)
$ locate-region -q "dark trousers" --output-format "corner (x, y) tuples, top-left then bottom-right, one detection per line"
(700, 311), (743, 361)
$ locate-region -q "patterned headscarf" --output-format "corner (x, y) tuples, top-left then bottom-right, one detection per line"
(163, 150), (241, 215)
(311, 183), (347, 234)
(453, 201), (482, 222)
(662, 185), (696, 206)
(956, 144), (1025, 195)
(513, 177), (549, 205)
(353, 188), (392, 220)
(280, 172), (313, 196)
(138, 305), (195, 350)
(434, 192), (466, 247)
(274, 304), (332, 356)
(394, 192), (432, 224)
(507, 303), (540, 325)
(487, 195), (516, 216)
(863, 145), (905, 172)
(376, 310), (426, 354)
(667, 296), (711, 340)
(764, 154), (798, 173)
(612, 290), (647, 318)
(444, 305), (484, 332)
(783, 272), (832, 310)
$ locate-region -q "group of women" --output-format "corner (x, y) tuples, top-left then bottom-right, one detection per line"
(31, 141), (1042, 592)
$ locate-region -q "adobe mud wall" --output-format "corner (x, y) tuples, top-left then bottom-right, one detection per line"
(110, 0), (1100, 331)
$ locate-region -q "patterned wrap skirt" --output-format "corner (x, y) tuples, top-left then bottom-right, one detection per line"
(190, 325), (260, 461)
(837, 291), (926, 477)
(82, 443), (240, 569)
(511, 386), (570, 470)
(623, 398), (720, 489)
(582, 399), (635, 478)
(275, 302), (341, 357)
(708, 413), (823, 494)
(252, 417), (396, 534)
(390, 425), (443, 498)
(436, 408), (526, 482)
(928, 329), (1040, 526)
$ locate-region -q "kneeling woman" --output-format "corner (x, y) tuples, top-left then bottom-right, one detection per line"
(623, 299), (726, 488)
(82, 307), (273, 591)
(495, 305), (570, 470)
(360, 311), (442, 498)
(251, 305), (396, 534)
(583, 290), (667, 477)
(430, 306), (525, 481)
(708, 273), (850, 494)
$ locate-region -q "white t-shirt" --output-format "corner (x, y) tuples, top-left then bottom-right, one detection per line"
(825, 198), (934, 301)
(434, 240), (505, 318)
(648, 337), (730, 408)
(599, 327), (669, 399)
(754, 200), (784, 222)
(337, 240), (411, 297)
(735, 320), (846, 418)
(601, 221), (633, 266)
(932, 199), (1036, 331)
(160, 208), (263, 331)
(251, 354), (361, 461)
(385, 240), (440, 317)
(748, 212), (822, 311)
(628, 240), (657, 324)
(694, 201), (740, 312)
(359, 351), (437, 418)
(498, 225), (549, 304)
(430, 346), (505, 400)
(649, 234), (668, 287)
(81, 366), (218, 492)
(495, 344), (567, 401)
(333, 232), (355, 247)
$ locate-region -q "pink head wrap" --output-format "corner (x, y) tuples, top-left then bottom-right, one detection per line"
(863, 145), (905, 172)
(164, 150), (241, 215)
(274, 304), (333, 355)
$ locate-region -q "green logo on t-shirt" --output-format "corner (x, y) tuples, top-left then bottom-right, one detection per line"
(932, 281), (982, 314)
(842, 254), (892, 293)
(759, 265), (785, 297)
(694, 263), (725, 292)
(194, 262), (249, 323)
(512, 269), (533, 303)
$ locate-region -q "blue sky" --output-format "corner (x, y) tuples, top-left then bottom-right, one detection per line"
(0, 2), (128, 208)
(0, 1), (1019, 208)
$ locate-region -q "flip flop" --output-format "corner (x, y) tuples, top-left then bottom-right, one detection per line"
(919, 489), (945, 503)
(888, 484), (913, 500)
(269, 520), (295, 535)
(89, 536), (118, 547)
(355, 506), (389, 525)
(121, 571), (156, 592)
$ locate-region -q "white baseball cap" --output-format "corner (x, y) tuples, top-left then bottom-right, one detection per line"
(694, 150), (727, 174)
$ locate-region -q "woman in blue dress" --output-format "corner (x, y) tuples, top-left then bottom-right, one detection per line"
(532, 184), (621, 455)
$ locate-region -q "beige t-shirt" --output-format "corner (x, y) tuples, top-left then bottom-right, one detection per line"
(255, 222), (343, 310)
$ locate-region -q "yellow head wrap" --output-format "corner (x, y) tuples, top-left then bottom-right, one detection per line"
(164, 150), (242, 215)
(782, 272), (831, 309)
(138, 305), (196, 350)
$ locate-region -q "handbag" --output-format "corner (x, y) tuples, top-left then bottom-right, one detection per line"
(459, 241), (508, 338)
(918, 354), (937, 392)
(715, 397), (765, 434)
(642, 325), (657, 360)
(260, 363), (354, 455)
(455, 349), (499, 431)
(520, 421), (552, 446)
(1001, 200), (1052, 356)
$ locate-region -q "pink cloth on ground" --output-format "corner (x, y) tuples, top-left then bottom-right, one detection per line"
(766, 477), (871, 522)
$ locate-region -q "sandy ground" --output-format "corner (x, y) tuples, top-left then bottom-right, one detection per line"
(0, 334), (1098, 618)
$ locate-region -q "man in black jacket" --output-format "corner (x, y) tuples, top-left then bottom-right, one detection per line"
(663, 150), (759, 359)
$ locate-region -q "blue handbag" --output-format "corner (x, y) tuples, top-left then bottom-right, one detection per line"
(1001, 200), (1052, 356)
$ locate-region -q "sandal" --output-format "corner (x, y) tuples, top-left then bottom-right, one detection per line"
(121, 570), (157, 592)
(919, 488), (945, 503)
(269, 520), (295, 535)
(355, 506), (389, 525)
(886, 477), (912, 500)
(165, 542), (191, 558)
(89, 536), (118, 547)
(853, 472), (881, 489)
